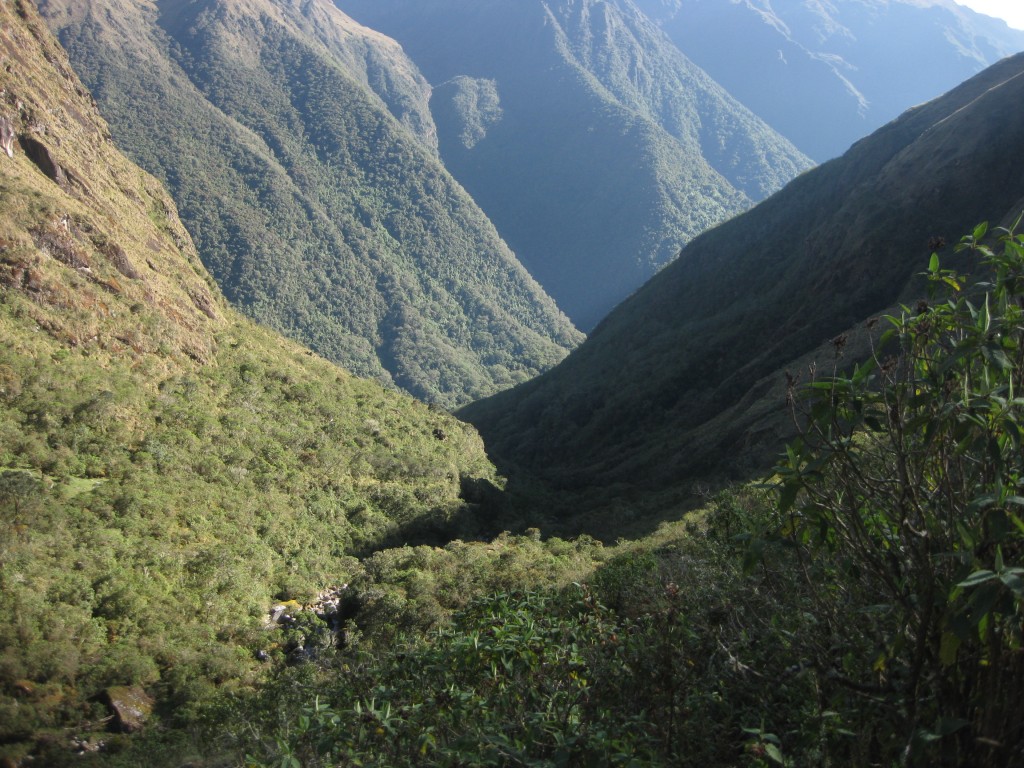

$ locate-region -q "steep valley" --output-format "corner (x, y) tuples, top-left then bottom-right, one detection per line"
(461, 50), (1024, 533)
(339, 0), (813, 330)
(2, 0), (1024, 765)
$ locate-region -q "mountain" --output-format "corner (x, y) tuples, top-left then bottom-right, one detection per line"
(338, 0), (813, 330)
(38, 0), (581, 408)
(0, 0), (508, 756)
(459, 52), (1024, 529)
(634, 0), (1024, 161)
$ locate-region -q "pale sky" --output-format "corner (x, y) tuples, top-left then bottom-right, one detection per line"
(955, 1), (1024, 30)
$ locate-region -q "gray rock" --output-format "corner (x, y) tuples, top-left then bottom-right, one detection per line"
(103, 685), (153, 733)
(0, 116), (13, 158)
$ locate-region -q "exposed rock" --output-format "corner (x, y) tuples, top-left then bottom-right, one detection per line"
(18, 134), (68, 187)
(269, 604), (289, 625)
(70, 735), (105, 754)
(267, 587), (350, 637)
(31, 223), (89, 268)
(102, 685), (153, 733)
(95, 240), (141, 280)
(188, 288), (217, 320)
(0, 115), (14, 158)
(311, 584), (349, 622)
(268, 598), (301, 626)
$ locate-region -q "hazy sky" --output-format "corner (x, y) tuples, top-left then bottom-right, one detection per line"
(956, 0), (1024, 30)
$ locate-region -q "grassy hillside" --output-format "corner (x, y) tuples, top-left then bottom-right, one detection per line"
(0, 0), (533, 759)
(39, 0), (581, 408)
(460, 52), (1024, 531)
(339, 0), (812, 330)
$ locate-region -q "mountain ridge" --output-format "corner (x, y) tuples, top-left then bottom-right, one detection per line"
(339, 0), (812, 330)
(634, 0), (1024, 160)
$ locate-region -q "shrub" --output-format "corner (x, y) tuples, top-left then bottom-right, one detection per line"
(773, 220), (1024, 767)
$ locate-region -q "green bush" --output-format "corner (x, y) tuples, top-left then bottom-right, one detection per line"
(773, 221), (1024, 766)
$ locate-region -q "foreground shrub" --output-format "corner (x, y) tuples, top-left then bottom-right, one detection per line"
(774, 221), (1024, 767)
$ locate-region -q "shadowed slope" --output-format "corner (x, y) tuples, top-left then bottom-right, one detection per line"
(460, 53), (1024, 528)
(340, 0), (812, 330)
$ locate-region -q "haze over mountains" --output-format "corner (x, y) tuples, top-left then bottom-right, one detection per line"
(339, 0), (813, 330)
(40, 0), (582, 408)
(460, 49), (1024, 527)
(636, 0), (1024, 161)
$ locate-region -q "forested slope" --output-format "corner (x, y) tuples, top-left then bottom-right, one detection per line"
(40, 0), (581, 407)
(0, 1), (508, 758)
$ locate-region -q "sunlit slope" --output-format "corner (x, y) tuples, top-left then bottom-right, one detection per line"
(41, 0), (581, 407)
(0, 0), (502, 752)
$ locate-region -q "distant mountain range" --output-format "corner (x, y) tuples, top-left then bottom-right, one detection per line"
(35, 0), (1024, 406)
(339, 0), (812, 330)
(460, 51), (1024, 529)
(40, 0), (582, 408)
(635, 0), (1024, 161)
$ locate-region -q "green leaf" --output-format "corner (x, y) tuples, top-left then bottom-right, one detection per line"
(939, 631), (961, 667)
(937, 717), (970, 736)
(778, 481), (800, 513)
(957, 570), (996, 588)
(978, 294), (990, 332)
(929, 252), (940, 273)
(764, 743), (785, 764)
(998, 569), (1024, 599)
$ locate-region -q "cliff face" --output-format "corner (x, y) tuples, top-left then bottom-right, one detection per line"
(1, 0), (225, 365)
